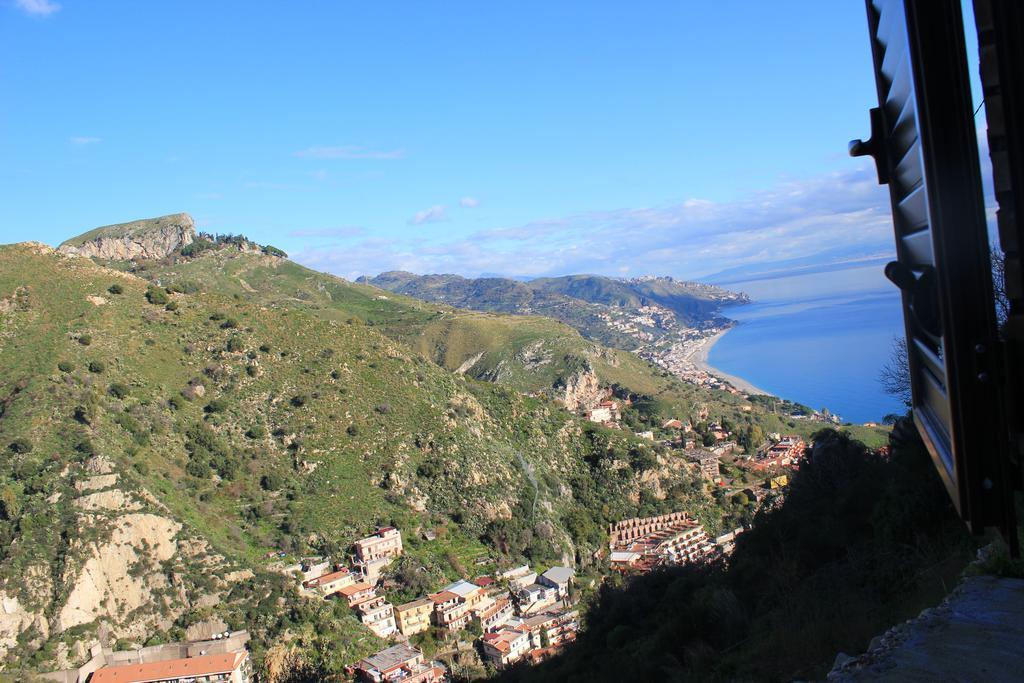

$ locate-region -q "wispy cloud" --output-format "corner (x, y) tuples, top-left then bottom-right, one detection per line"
(293, 145), (405, 160)
(293, 163), (898, 282)
(459, 197), (479, 208)
(70, 136), (101, 145)
(409, 205), (448, 225)
(16, 0), (60, 16)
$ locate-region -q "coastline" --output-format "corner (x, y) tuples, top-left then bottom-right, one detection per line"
(690, 328), (775, 397)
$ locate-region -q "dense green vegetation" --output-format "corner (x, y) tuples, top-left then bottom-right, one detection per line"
(0, 229), (893, 678)
(0, 243), (731, 675)
(495, 421), (977, 682)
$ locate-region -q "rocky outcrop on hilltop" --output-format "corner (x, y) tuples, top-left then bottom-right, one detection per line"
(58, 213), (195, 261)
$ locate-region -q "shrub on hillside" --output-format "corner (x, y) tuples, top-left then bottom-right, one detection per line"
(107, 283), (123, 295)
(167, 280), (201, 294)
(205, 398), (230, 414)
(0, 487), (21, 521)
(245, 365), (259, 377)
(145, 287), (169, 305)
(221, 318), (239, 330)
(185, 421), (239, 480)
(57, 361), (74, 373)
(262, 245), (287, 257)
(165, 301), (179, 312)
(246, 425), (266, 439)
(88, 361), (105, 374)
(209, 312), (226, 321)
(290, 395), (309, 408)
(78, 334), (92, 346)
(260, 472), (283, 491)
(8, 439), (32, 454)
(108, 383), (130, 399)
(226, 336), (244, 353)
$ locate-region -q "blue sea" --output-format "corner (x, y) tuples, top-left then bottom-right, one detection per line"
(708, 265), (907, 424)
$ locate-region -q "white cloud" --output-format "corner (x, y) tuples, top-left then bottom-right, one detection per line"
(293, 145), (404, 160)
(69, 136), (101, 145)
(409, 205), (448, 225)
(293, 163), (899, 282)
(459, 197), (479, 208)
(16, 0), (59, 16)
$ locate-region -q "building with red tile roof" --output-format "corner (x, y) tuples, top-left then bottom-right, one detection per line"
(89, 651), (251, 683)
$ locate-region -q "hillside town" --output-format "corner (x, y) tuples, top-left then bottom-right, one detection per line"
(290, 528), (582, 679)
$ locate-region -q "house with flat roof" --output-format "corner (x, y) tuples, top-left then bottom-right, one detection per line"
(685, 450), (720, 481)
(429, 579), (485, 631)
(515, 583), (559, 615)
(507, 571), (537, 591)
(356, 596), (397, 638)
(514, 609), (580, 649)
(395, 597), (434, 636)
(355, 644), (443, 683)
(538, 566), (574, 599)
(353, 527), (403, 563)
(88, 651), (251, 683)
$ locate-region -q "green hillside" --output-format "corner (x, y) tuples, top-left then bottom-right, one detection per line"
(0, 243), (727, 676)
(359, 271), (746, 350)
(0, 226), (890, 678)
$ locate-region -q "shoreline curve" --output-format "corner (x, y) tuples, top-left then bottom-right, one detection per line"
(691, 328), (775, 397)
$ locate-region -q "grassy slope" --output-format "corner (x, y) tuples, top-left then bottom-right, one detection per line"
(0, 244), (721, 674)
(138, 249), (890, 449)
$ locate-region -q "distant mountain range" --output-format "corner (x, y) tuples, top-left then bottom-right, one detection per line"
(357, 271), (748, 352)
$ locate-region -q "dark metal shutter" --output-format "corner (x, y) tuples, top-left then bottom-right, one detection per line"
(851, 0), (1007, 533)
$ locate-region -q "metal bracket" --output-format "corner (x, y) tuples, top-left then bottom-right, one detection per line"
(849, 107), (890, 185)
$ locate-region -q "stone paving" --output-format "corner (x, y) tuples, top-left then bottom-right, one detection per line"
(828, 575), (1024, 682)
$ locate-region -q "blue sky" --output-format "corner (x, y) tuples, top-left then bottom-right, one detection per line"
(0, 1), (985, 282)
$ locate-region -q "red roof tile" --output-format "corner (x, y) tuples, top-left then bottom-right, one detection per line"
(89, 652), (247, 683)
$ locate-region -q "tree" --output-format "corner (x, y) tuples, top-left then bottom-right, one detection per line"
(880, 336), (911, 408)
(145, 287), (169, 305)
(0, 486), (20, 520)
(992, 243), (1008, 327)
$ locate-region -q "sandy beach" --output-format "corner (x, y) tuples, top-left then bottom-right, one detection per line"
(689, 329), (775, 397)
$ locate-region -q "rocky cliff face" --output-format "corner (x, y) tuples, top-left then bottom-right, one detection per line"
(560, 364), (604, 412)
(58, 213), (195, 261)
(0, 456), (237, 667)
